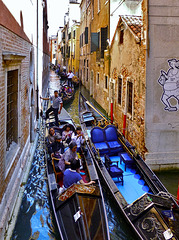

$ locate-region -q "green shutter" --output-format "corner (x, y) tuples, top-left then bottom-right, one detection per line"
(91, 32), (99, 52)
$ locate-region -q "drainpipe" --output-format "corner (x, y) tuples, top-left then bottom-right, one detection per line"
(36, 0), (39, 120)
(123, 87), (128, 137)
(111, 95), (113, 124)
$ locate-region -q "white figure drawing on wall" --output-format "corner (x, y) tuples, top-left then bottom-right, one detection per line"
(158, 58), (179, 111)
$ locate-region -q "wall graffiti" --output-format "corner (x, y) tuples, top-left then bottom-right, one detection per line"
(158, 59), (179, 111)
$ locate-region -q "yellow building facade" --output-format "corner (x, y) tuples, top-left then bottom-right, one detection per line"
(79, 0), (110, 112)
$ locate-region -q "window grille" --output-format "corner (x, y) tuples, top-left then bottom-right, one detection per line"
(97, 73), (99, 84)
(127, 81), (133, 114)
(118, 77), (122, 104)
(105, 76), (108, 89)
(6, 70), (18, 151)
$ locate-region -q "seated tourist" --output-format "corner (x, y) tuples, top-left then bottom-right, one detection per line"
(47, 128), (62, 154)
(62, 141), (78, 166)
(71, 126), (85, 154)
(63, 141), (84, 173)
(63, 159), (95, 189)
(62, 124), (74, 145)
(51, 152), (69, 173)
(52, 134), (64, 155)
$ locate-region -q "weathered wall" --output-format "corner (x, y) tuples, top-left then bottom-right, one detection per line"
(145, 0), (179, 170)
(110, 26), (146, 158)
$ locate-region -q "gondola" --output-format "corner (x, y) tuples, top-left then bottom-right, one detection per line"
(60, 82), (75, 105)
(78, 92), (179, 240)
(44, 107), (110, 240)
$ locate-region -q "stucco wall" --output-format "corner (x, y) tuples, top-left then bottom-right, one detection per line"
(145, 0), (179, 170)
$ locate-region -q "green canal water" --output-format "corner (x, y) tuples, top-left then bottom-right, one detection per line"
(10, 82), (179, 240)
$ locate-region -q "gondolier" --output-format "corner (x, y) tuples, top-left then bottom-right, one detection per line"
(40, 90), (63, 126)
(67, 70), (74, 87)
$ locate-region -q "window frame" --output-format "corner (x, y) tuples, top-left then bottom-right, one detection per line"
(5, 66), (21, 176)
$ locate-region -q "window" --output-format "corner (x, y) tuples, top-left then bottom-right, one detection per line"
(97, 73), (99, 84)
(85, 27), (88, 44)
(86, 68), (88, 82)
(120, 29), (124, 44)
(105, 76), (108, 89)
(86, 60), (89, 81)
(127, 81), (133, 115)
(101, 27), (108, 58)
(6, 70), (18, 151)
(73, 44), (75, 58)
(118, 77), (122, 105)
(68, 32), (71, 40)
(91, 32), (99, 52)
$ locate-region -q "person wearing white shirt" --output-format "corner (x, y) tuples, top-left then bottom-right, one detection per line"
(67, 70), (74, 87)
(71, 126), (85, 153)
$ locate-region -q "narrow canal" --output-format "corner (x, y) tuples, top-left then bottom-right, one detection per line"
(10, 72), (179, 240)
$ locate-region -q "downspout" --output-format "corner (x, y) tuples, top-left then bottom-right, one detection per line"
(123, 79), (128, 137)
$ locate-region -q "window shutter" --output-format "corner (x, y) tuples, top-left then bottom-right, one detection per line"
(85, 27), (88, 44)
(91, 32), (99, 52)
(101, 26), (108, 58)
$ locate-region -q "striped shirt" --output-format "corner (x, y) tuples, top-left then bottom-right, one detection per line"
(50, 96), (63, 109)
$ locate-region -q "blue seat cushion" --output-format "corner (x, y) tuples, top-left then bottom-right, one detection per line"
(104, 125), (118, 141)
(91, 127), (105, 143)
(107, 141), (122, 149)
(94, 142), (109, 151)
(121, 153), (133, 162)
(110, 166), (123, 174)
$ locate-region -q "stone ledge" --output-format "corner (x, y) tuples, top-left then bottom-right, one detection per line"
(145, 151), (179, 171)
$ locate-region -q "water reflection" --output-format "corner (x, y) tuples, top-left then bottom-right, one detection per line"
(11, 125), (60, 240)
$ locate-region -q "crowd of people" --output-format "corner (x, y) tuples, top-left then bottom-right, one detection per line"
(41, 77), (94, 193)
(46, 123), (95, 193)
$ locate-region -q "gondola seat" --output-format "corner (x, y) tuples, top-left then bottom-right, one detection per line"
(104, 125), (123, 154)
(120, 152), (134, 171)
(51, 153), (63, 182)
(104, 154), (123, 185)
(91, 127), (109, 155)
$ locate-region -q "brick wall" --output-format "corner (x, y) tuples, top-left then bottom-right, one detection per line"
(0, 24), (33, 239)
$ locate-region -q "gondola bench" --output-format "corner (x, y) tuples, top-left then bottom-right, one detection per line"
(91, 125), (123, 155)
